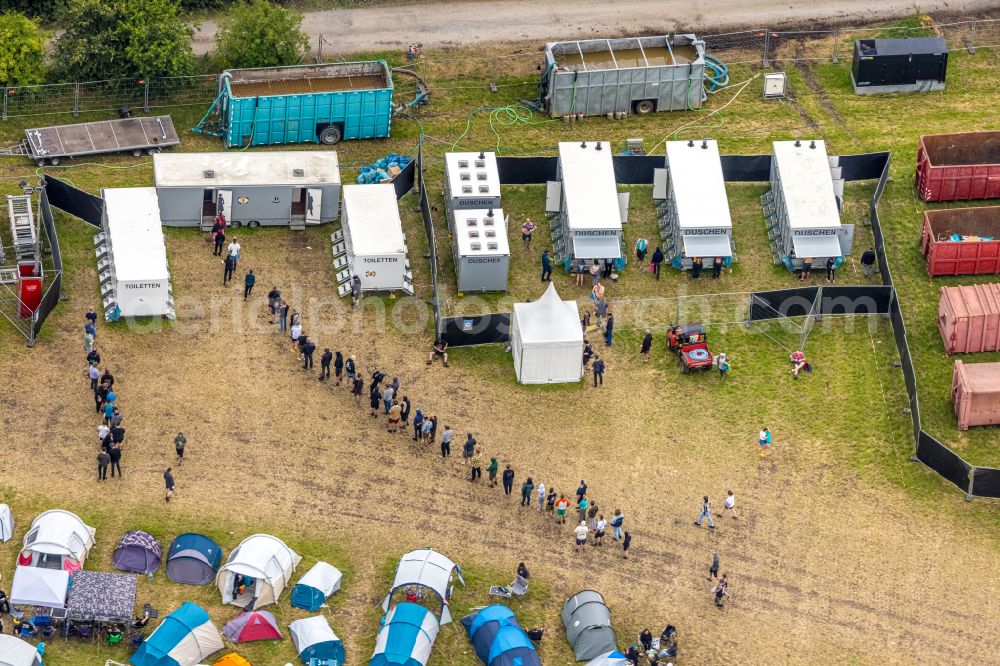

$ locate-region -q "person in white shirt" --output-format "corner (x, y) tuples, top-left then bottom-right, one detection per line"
(722, 490), (737, 519)
(574, 521), (589, 552)
(594, 515), (607, 546)
(227, 238), (241, 269)
(536, 482), (546, 512)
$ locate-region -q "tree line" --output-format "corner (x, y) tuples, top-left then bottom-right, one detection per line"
(0, 0), (311, 86)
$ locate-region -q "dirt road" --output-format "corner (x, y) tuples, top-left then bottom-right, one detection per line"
(192, 0), (996, 55)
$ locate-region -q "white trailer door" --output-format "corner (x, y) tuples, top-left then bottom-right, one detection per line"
(217, 189), (233, 221)
(306, 188), (323, 225)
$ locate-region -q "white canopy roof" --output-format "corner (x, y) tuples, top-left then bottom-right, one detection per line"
(297, 561), (342, 596)
(558, 141), (621, 231)
(511, 283), (583, 347)
(0, 503), (12, 542)
(0, 635), (42, 666)
(103, 188), (169, 282)
(772, 140), (841, 230)
(791, 234), (842, 259)
(22, 509), (96, 565)
(290, 616), (340, 652)
(10, 566), (69, 609)
(343, 184), (405, 256)
(154, 151), (340, 187)
(682, 234), (732, 258)
(381, 550), (465, 624)
(665, 139), (732, 230)
(571, 235), (621, 260)
(217, 534), (301, 608)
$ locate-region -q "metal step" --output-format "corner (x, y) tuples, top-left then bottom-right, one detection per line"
(338, 282), (352, 298)
(333, 255), (349, 271)
(0, 268), (17, 284)
(332, 241), (347, 257)
(331, 229), (344, 244)
(336, 268), (351, 284)
(401, 280), (415, 296)
(93, 232), (106, 246)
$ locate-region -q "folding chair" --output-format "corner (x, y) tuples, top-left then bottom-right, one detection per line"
(510, 575), (528, 598)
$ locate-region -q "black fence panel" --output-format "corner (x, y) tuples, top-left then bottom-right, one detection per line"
(721, 154), (771, 182)
(440, 313), (511, 347)
(971, 467), (1000, 498)
(43, 175), (103, 227)
(393, 159), (416, 199)
(818, 285), (894, 314)
(496, 156), (556, 184)
(916, 431), (972, 492)
(417, 144), (440, 338)
(30, 272), (61, 344)
(749, 287), (818, 320)
(839, 152), (891, 181)
(39, 187), (62, 273)
(612, 155), (661, 184)
(27, 187), (64, 346)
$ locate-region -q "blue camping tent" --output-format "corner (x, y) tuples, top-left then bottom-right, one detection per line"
(289, 616), (345, 666)
(165, 533), (223, 585)
(370, 602), (440, 666)
(461, 605), (541, 666)
(130, 602), (224, 666)
(291, 562), (342, 611)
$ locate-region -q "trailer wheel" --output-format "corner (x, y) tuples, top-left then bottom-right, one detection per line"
(319, 125), (342, 145)
(634, 99), (656, 115)
(36, 159), (45, 167)
(146, 147), (161, 155)
(49, 157), (59, 166)
(132, 150), (142, 157)
(247, 220), (260, 228)
(229, 220), (242, 229)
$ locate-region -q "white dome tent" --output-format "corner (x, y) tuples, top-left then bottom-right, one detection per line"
(0, 635), (42, 666)
(381, 549), (465, 624)
(19, 510), (96, 571)
(0, 504), (13, 542)
(216, 534), (301, 610)
(510, 283), (584, 384)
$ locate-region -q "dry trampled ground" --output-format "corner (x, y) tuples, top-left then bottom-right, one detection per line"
(0, 219), (998, 665)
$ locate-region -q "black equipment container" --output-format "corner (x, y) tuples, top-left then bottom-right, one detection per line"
(851, 37), (948, 95)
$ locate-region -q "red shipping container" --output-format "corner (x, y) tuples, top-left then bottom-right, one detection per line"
(921, 207), (1000, 276)
(938, 284), (1000, 354)
(16, 261), (42, 318)
(952, 360), (1000, 430)
(916, 132), (1000, 202)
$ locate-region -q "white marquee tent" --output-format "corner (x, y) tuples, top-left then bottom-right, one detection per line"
(381, 549), (465, 624)
(216, 534), (301, 609)
(0, 504), (12, 542)
(20, 509), (96, 571)
(510, 283), (584, 384)
(10, 566), (69, 609)
(0, 635), (42, 666)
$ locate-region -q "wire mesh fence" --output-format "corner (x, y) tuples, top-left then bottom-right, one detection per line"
(4, 18), (1000, 119)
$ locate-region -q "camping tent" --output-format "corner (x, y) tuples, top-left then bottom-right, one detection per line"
(461, 605), (541, 666)
(561, 591), (617, 662)
(216, 534), (301, 609)
(222, 611), (282, 643)
(129, 601), (224, 666)
(113, 530), (162, 574)
(370, 602), (440, 666)
(291, 562), (342, 611)
(165, 533), (223, 585)
(0, 635), (42, 666)
(585, 651), (628, 666)
(380, 549), (465, 624)
(289, 616), (345, 666)
(213, 654), (251, 666)
(510, 283), (584, 384)
(19, 509), (96, 571)
(0, 504), (13, 542)
(9, 566), (69, 609)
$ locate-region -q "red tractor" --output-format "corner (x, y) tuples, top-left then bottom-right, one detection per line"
(667, 323), (714, 373)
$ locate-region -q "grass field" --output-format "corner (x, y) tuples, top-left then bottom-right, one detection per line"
(0, 19), (999, 666)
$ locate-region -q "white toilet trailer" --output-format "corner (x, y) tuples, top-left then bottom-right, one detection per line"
(765, 140), (848, 270)
(94, 188), (174, 320)
(153, 151), (341, 230)
(548, 140), (625, 267)
(337, 184), (412, 294)
(444, 151), (501, 216)
(661, 139), (734, 269)
(453, 208), (510, 292)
